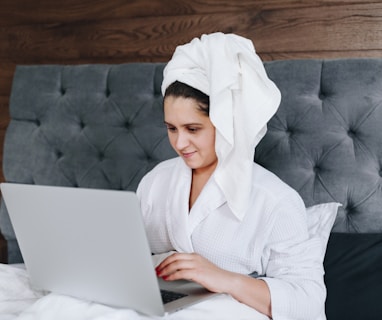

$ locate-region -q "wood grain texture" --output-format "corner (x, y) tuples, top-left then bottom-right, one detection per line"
(1, 1), (381, 24)
(1, 2), (382, 63)
(1, 0), (382, 262)
(0, 1), (351, 24)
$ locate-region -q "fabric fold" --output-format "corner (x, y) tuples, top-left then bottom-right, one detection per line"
(165, 159), (194, 253)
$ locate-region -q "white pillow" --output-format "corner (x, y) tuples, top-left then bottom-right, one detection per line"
(306, 202), (341, 261)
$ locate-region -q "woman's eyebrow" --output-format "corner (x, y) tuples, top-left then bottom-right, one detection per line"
(164, 121), (203, 127)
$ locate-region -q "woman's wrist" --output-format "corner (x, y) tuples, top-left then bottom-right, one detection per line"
(222, 272), (272, 318)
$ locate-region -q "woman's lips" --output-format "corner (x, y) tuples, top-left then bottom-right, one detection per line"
(182, 151), (196, 158)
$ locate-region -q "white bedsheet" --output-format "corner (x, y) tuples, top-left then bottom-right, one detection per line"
(0, 264), (268, 320)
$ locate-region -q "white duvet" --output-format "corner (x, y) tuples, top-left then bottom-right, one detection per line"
(0, 264), (268, 320)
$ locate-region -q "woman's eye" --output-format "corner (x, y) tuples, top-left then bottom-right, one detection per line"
(166, 126), (176, 132)
(188, 127), (199, 133)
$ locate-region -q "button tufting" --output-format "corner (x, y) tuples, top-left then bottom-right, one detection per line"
(348, 129), (356, 138)
(343, 203), (356, 216)
(106, 88), (111, 97)
(285, 128), (293, 137)
(346, 208), (355, 218)
(60, 87), (66, 95)
(35, 119), (41, 126)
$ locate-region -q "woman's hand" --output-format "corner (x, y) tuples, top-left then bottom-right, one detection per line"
(155, 252), (272, 318)
(155, 252), (234, 293)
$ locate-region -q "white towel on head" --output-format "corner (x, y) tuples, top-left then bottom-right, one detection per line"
(162, 32), (281, 219)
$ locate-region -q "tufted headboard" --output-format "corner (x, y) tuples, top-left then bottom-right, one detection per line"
(2, 59), (382, 261)
(257, 59), (382, 233)
(1, 59), (382, 319)
(0, 63), (177, 263)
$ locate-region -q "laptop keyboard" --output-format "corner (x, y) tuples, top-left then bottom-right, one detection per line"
(160, 289), (188, 304)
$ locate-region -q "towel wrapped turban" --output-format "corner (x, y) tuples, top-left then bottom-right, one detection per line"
(162, 32), (281, 219)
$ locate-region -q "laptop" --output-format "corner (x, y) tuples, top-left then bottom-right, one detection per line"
(1, 182), (218, 316)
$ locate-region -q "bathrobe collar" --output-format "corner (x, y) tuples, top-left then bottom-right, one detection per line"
(165, 158), (244, 253)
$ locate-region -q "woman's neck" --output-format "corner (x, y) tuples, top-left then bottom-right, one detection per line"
(189, 164), (217, 210)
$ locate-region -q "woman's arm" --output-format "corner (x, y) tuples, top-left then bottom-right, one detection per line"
(155, 192), (327, 320)
(155, 252), (272, 318)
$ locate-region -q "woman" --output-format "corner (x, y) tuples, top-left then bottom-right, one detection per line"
(137, 33), (327, 319)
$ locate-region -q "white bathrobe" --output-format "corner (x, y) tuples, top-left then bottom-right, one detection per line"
(137, 157), (327, 320)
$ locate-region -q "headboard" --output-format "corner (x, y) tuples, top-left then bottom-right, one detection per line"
(1, 59), (382, 265)
(257, 59), (382, 233)
(0, 63), (176, 263)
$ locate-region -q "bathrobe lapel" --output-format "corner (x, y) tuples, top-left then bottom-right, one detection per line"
(188, 177), (226, 234)
(166, 159), (194, 253)
(166, 158), (226, 253)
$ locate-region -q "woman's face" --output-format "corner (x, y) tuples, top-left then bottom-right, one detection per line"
(164, 96), (218, 174)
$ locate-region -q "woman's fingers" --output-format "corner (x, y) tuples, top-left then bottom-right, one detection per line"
(155, 252), (195, 277)
(155, 252), (233, 293)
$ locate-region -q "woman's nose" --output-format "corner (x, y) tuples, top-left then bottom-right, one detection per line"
(175, 132), (189, 149)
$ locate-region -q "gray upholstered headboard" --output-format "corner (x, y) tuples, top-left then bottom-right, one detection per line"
(1, 59), (382, 265)
(0, 63), (177, 263)
(257, 59), (382, 233)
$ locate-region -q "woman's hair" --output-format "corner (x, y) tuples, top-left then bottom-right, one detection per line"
(164, 81), (210, 116)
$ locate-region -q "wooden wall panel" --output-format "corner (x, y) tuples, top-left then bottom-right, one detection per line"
(2, 2), (382, 65)
(1, 0), (382, 262)
(2, 1), (381, 24)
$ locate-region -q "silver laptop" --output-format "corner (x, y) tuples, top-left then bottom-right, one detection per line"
(1, 182), (217, 316)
